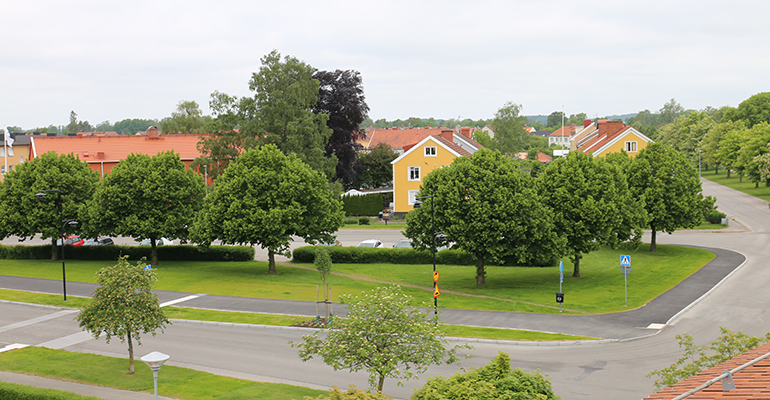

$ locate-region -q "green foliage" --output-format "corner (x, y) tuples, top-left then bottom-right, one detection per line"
(343, 218), (359, 225)
(647, 327), (770, 391)
(537, 152), (644, 277)
(406, 149), (564, 285)
(703, 209), (726, 224)
(82, 151), (206, 265)
(159, 100), (211, 134)
(724, 92), (770, 128)
(0, 151), (99, 260)
(359, 217), (371, 225)
(656, 111), (716, 164)
(0, 382), (102, 400)
(113, 118), (158, 134)
(76, 256), (170, 374)
(314, 247), (333, 285)
(628, 143), (703, 251)
(0, 244), (253, 261)
(412, 352), (558, 400)
(192, 144), (344, 274)
(293, 285), (469, 393)
(306, 386), (393, 400)
(356, 143), (398, 189)
(342, 193), (384, 216)
(491, 102), (528, 154)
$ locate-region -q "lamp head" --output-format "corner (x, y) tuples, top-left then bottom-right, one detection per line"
(141, 351), (170, 371)
(35, 192), (46, 200)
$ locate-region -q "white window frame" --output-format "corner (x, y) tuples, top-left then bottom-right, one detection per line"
(408, 190), (420, 205)
(408, 166), (420, 181)
(424, 146), (437, 157)
(0, 148), (13, 157)
(625, 141), (638, 152)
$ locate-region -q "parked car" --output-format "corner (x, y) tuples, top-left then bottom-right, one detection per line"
(139, 238), (173, 246)
(316, 239), (341, 246)
(82, 237), (115, 246)
(356, 239), (383, 248)
(392, 239), (413, 249)
(56, 235), (84, 246)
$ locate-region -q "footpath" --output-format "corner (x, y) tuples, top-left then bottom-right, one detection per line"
(0, 245), (746, 399)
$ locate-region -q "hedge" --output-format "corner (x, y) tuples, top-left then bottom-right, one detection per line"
(292, 246), (557, 267)
(342, 193), (384, 216)
(0, 244), (255, 262)
(0, 382), (101, 400)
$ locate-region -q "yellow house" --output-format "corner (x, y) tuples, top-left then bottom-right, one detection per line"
(577, 120), (653, 157)
(391, 132), (480, 214)
(0, 134), (30, 181)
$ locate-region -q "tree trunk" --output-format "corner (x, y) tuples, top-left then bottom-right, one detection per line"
(268, 249), (276, 274)
(727, 169), (731, 178)
(475, 256), (485, 285)
(377, 373), (385, 393)
(650, 228), (657, 252)
(572, 254), (581, 277)
(50, 238), (59, 261)
(127, 331), (134, 374)
(151, 239), (158, 266)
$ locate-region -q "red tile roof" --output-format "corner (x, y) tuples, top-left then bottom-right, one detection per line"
(30, 134), (205, 162)
(368, 127), (456, 150)
(643, 342), (770, 400)
(549, 125), (577, 137)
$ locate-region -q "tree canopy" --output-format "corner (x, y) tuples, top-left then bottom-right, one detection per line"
(159, 100), (211, 134)
(724, 92), (770, 128)
(491, 102), (527, 154)
(537, 151), (644, 276)
(76, 256), (170, 374)
(192, 144), (343, 274)
(83, 150), (206, 265)
(356, 143), (398, 189)
(0, 151), (99, 260)
(406, 149), (564, 285)
(627, 143), (704, 252)
(293, 285), (468, 393)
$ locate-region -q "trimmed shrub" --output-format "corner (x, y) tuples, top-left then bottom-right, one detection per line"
(342, 193), (384, 217)
(0, 381), (100, 399)
(704, 209), (727, 224)
(358, 217), (371, 225)
(343, 218), (359, 225)
(0, 244), (254, 262)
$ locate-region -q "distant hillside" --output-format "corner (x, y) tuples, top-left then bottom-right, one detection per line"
(525, 113), (638, 124)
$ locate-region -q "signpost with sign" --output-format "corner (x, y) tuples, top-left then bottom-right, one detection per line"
(557, 261), (564, 312)
(620, 255), (631, 307)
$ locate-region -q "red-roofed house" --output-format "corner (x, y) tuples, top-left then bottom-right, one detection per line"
(643, 342), (770, 400)
(548, 124), (577, 148)
(28, 128), (206, 180)
(390, 131), (482, 214)
(368, 127), (457, 154)
(577, 120), (653, 157)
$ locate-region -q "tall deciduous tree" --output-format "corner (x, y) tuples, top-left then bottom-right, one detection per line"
(406, 149), (564, 285)
(313, 69), (370, 189)
(738, 123), (770, 186)
(628, 143), (704, 252)
(0, 152), (99, 260)
(192, 144), (343, 274)
(77, 256), (170, 374)
(538, 152), (644, 277)
(83, 151), (206, 265)
(159, 100), (211, 134)
(356, 143), (398, 189)
(293, 285), (468, 393)
(491, 102), (527, 154)
(656, 111), (716, 164)
(724, 92), (770, 128)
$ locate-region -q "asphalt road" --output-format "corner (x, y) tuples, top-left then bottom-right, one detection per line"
(1, 177), (768, 400)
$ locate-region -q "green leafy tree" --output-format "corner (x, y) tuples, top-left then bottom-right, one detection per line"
(724, 92), (770, 128)
(315, 247), (333, 285)
(538, 152), (644, 277)
(737, 122), (770, 186)
(406, 149), (565, 285)
(159, 100), (211, 134)
(113, 118), (159, 135)
(656, 111), (716, 164)
(647, 327), (770, 391)
(76, 256), (170, 374)
(412, 352), (558, 400)
(545, 110), (565, 130)
(0, 152), (99, 260)
(714, 126), (748, 178)
(471, 129), (495, 149)
(491, 102), (527, 154)
(627, 143), (703, 252)
(83, 151), (206, 265)
(292, 285), (469, 393)
(701, 120), (746, 174)
(659, 98), (686, 125)
(65, 110), (94, 134)
(356, 143), (398, 189)
(192, 144), (343, 274)
(308, 386), (393, 400)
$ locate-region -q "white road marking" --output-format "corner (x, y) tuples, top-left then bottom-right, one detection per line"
(160, 294), (204, 307)
(0, 309), (78, 334)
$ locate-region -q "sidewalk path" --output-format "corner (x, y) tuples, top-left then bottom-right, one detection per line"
(0, 245), (744, 341)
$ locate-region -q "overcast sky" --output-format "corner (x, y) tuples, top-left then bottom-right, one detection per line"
(2, 0), (769, 129)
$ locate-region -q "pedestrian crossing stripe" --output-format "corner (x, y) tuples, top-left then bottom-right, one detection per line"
(620, 255), (631, 267)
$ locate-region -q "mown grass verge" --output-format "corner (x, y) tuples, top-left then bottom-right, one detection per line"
(701, 169), (770, 202)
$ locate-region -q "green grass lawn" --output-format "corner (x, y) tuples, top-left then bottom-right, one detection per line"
(702, 169), (770, 201)
(0, 244), (713, 315)
(0, 347), (325, 400)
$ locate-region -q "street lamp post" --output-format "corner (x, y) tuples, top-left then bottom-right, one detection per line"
(415, 192), (438, 316)
(141, 351), (170, 400)
(36, 188), (78, 301)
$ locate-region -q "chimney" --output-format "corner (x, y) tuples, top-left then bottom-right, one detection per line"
(584, 119), (592, 128)
(147, 126), (160, 136)
(460, 127), (471, 139)
(597, 120), (624, 138)
(440, 129), (454, 142)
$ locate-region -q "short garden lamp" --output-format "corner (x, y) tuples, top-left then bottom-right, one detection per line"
(141, 351), (170, 400)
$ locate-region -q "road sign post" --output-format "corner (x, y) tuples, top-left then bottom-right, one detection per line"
(620, 255), (631, 307)
(558, 261), (564, 312)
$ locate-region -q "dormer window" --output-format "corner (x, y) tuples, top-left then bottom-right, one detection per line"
(424, 146), (437, 157)
(625, 141), (638, 152)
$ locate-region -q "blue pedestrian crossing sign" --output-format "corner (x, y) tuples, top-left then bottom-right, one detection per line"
(620, 255), (631, 267)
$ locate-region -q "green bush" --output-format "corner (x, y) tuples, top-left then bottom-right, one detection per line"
(0, 381), (101, 400)
(358, 218), (371, 225)
(342, 193), (384, 217)
(704, 209), (727, 224)
(308, 385), (392, 400)
(0, 244), (254, 262)
(343, 218), (359, 225)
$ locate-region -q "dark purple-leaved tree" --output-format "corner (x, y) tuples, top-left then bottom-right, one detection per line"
(313, 69), (370, 189)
